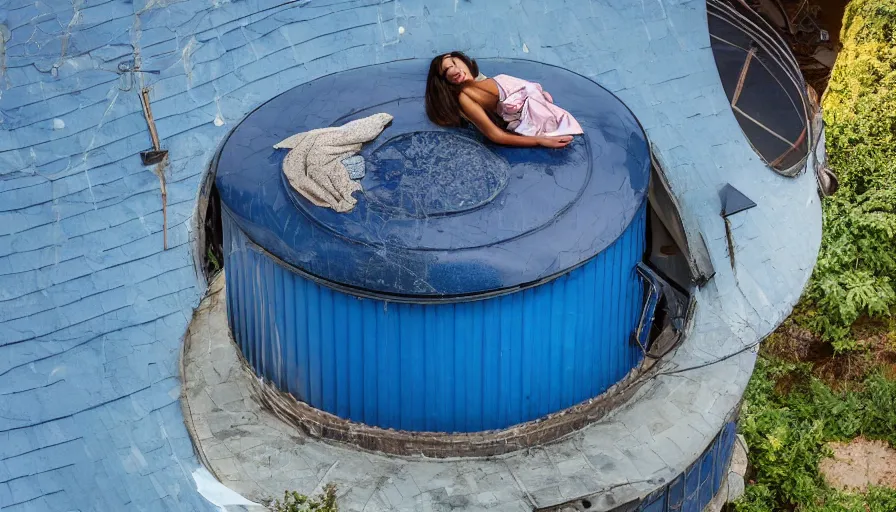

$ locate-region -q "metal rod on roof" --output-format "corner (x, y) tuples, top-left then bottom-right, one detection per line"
(140, 88), (161, 151)
(139, 87), (168, 250)
(732, 105), (798, 145)
(731, 47), (756, 106)
(153, 160), (169, 251)
(725, 217), (736, 271)
(769, 126), (808, 168)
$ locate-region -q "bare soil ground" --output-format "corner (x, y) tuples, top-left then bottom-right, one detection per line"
(820, 437), (896, 491)
(762, 316), (896, 391)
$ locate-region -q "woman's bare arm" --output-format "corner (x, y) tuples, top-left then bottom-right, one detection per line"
(458, 92), (571, 148)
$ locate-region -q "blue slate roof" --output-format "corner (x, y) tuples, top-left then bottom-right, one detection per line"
(0, 0), (822, 510)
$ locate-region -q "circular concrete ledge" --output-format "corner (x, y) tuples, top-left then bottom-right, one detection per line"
(181, 275), (742, 511)
(246, 328), (652, 459)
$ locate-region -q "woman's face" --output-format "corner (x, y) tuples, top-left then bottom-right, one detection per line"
(440, 55), (471, 85)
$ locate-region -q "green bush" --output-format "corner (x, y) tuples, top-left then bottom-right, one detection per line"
(268, 484), (337, 512)
(734, 357), (896, 511)
(808, 0), (896, 348)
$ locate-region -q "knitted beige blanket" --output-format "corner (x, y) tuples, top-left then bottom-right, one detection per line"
(274, 113), (393, 212)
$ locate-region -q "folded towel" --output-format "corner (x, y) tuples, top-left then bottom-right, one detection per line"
(275, 113), (393, 212)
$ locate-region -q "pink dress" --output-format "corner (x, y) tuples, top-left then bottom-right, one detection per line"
(493, 74), (584, 137)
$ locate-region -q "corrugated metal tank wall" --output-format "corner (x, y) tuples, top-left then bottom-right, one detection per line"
(223, 204), (647, 433)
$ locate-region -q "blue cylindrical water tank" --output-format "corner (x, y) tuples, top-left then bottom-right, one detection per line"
(215, 60), (651, 433)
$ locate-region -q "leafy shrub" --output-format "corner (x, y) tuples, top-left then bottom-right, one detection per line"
(858, 373), (896, 446)
(738, 360), (828, 507)
(808, 0), (896, 348)
(268, 484), (337, 512)
(734, 357), (896, 511)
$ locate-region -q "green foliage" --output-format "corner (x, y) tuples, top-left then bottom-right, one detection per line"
(268, 484), (337, 512)
(742, 7), (896, 504)
(736, 484), (777, 512)
(799, 486), (896, 512)
(207, 247), (221, 273)
(808, 0), (896, 347)
(859, 373), (896, 445)
(738, 361), (828, 507)
(734, 357), (896, 511)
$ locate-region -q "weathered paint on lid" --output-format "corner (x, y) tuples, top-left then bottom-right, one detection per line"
(215, 59), (650, 297)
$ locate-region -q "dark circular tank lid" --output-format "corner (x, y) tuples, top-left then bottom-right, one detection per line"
(215, 59), (650, 298)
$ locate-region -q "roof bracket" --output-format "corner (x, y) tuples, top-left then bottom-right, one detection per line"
(719, 184), (757, 218)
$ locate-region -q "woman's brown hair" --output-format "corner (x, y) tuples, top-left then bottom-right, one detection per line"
(425, 52), (479, 127)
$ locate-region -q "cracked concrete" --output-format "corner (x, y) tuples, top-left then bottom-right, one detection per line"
(185, 274), (742, 511)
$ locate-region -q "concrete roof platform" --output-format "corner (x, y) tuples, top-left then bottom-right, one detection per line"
(183, 274), (751, 511)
